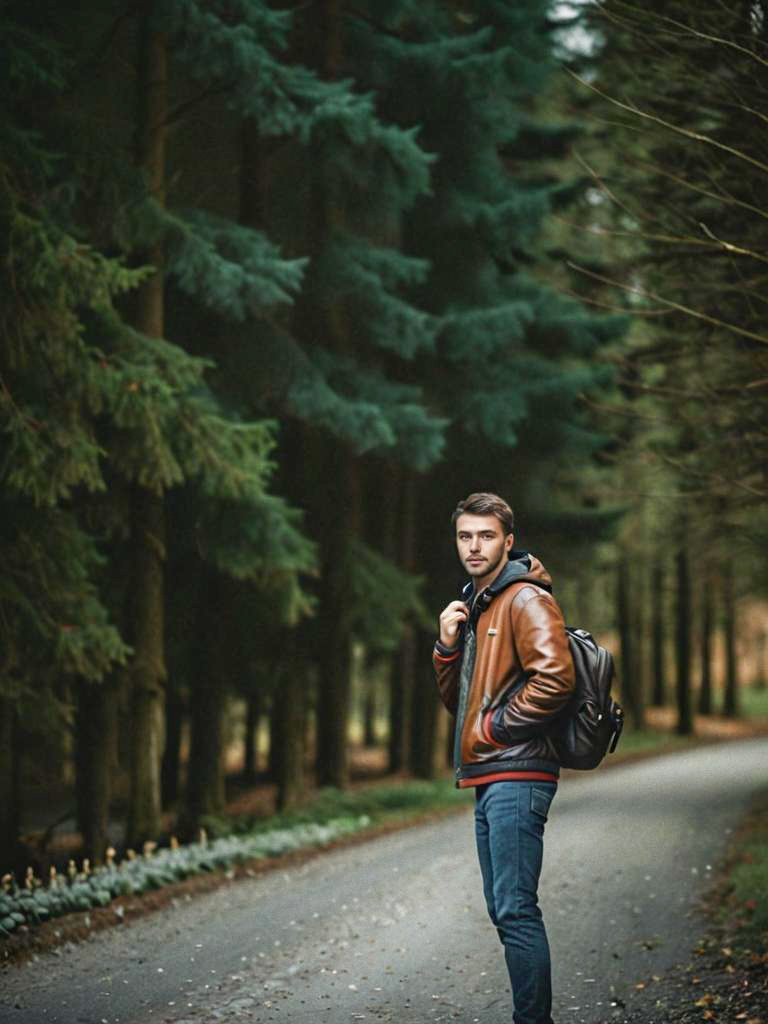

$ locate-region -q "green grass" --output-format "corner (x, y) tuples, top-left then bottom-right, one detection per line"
(741, 685), (768, 718)
(201, 777), (473, 839)
(718, 798), (768, 950)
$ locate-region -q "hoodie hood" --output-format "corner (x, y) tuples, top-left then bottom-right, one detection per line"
(493, 549), (552, 593)
(461, 549), (553, 606)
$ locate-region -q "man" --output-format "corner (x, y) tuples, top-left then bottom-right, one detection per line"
(434, 491), (575, 1024)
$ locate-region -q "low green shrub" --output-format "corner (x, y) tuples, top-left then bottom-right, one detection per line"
(1, 777), (472, 939)
(0, 815), (368, 938)
(201, 778), (469, 838)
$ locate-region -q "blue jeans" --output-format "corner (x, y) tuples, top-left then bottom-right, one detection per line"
(474, 780), (557, 1024)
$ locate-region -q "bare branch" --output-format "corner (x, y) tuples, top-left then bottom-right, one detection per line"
(164, 83), (234, 129)
(551, 285), (673, 317)
(564, 68), (768, 178)
(620, 157), (768, 225)
(566, 261), (768, 347)
(597, 1), (768, 70)
(572, 150), (655, 225)
(553, 213), (768, 264)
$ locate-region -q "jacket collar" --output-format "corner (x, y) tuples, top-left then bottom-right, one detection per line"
(462, 550), (553, 626)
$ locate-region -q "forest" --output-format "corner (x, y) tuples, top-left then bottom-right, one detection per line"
(1, 0), (767, 875)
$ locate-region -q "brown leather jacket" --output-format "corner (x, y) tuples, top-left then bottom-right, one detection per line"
(433, 552), (575, 787)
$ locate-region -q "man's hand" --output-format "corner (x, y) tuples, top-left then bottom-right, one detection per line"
(439, 600), (469, 648)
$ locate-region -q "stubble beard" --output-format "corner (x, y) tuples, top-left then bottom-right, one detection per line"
(463, 548), (504, 582)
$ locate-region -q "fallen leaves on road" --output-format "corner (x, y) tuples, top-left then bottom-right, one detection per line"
(693, 993), (718, 1007)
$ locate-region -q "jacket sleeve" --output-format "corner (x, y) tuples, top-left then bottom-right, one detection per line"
(433, 641), (461, 715)
(489, 588), (575, 743)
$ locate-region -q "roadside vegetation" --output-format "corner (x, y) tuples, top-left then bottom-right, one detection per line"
(0, 778), (471, 946)
(5, 702), (768, 952)
(624, 790), (768, 1024)
(717, 796), (768, 954)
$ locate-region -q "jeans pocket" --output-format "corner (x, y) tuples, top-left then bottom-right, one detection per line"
(530, 785), (554, 821)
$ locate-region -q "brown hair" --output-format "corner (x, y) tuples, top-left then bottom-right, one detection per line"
(451, 492), (515, 535)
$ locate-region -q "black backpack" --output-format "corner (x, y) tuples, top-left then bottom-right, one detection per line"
(553, 626), (624, 770)
(521, 580), (624, 769)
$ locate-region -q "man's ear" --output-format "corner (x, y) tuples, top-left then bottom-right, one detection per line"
(505, 532), (514, 553)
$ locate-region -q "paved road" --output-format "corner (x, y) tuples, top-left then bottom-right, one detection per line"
(2, 738), (767, 1024)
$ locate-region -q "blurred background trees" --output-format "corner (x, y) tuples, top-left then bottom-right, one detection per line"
(1, 0), (766, 873)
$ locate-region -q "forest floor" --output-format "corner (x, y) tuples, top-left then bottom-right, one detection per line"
(621, 789), (768, 1024)
(615, 706), (768, 1023)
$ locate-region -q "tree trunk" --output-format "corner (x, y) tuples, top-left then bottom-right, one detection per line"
(362, 665), (377, 748)
(315, 453), (359, 788)
(125, 2), (168, 849)
(314, 581), (354, 788)
(243, 688), (261, 781)
(126, 488), (167, 847)
(182, 570), (229, 834)
(161, 676), (184, 808)
(390, 626), (416, 773)
(0, 696), (21, 871)
(302, 0), (358, 790)
(75, 679), (117, 863)
(267, 692), (280, 783)
(721, 559), (739, 717)
(697, 576), (714, 715)
(388, 471), (415, 773)
(274, 659), (306, 810)
(184, 672), (226, 830)
(675, 546), (693, 736)
(410, 635), (440, 779)
(617, 553), (643, 729)
(650, 564), (665, 706)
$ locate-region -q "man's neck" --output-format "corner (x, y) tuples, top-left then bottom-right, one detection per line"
(472, 559), (508, 594)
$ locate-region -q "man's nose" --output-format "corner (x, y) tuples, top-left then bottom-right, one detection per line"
(469, 536), (481, 551)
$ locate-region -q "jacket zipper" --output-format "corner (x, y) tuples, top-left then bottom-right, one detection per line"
(452, 590), (481, 778)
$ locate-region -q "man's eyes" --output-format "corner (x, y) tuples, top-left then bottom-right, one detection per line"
(459, 533), (496, 540)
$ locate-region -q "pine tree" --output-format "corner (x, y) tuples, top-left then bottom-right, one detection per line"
(0, 17), (136, 865)
(231, 0), (446, 788)
(1, 0), (324, 850)
(162, 0), (445, 792)
(342, 0), (626, 768)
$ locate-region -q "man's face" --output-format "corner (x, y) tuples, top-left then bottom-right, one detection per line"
(455, 513), (514, 588)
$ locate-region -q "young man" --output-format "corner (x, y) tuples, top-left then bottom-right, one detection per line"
(434, 492), (575, 1024)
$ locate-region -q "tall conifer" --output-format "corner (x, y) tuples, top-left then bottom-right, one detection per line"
(345, 0), (625, 767)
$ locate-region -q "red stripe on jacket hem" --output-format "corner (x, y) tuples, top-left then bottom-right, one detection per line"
(458, 771), (558, 788)
(433, 648), (460, 663)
